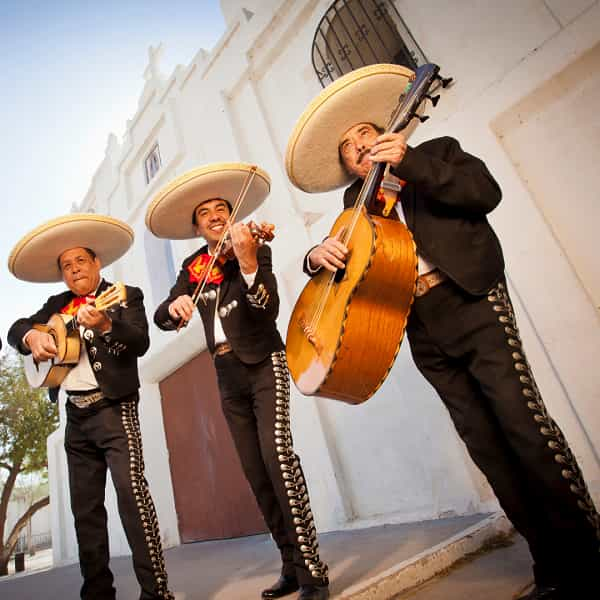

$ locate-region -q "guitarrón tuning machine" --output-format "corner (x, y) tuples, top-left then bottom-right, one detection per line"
(412, 114), (430, 123)
(435, 74), (454, 88)
(426, 94), (440, 107)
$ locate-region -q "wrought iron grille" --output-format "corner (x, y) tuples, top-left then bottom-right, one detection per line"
(312, 0), (427, 87)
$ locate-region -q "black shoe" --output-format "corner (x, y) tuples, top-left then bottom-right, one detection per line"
(297, 584), (329, 600)
(261, 575), (299, 598)
(515, 584), (561, 600)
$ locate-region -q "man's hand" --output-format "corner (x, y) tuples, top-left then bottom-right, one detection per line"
(229, 222), (259, 274)
(25, 330), (58, 362)
(308, 230), (348, 272)
(77, 304), (112, 334)
(168, 294), (196, 323)
(370, 132), (407, 168)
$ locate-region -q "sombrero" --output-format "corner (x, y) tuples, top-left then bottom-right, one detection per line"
(145, 162), (271, 239)
(8, 214), (134, 283)
(285, 63), (416, 193)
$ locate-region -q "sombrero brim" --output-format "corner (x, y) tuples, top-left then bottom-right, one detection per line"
(145, 162), (271, 239)
(8, 214), (134, 283)
(285, 63), (416, 193)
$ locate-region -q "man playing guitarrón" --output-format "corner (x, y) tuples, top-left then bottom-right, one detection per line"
(285, 63), (600, 600)
(7, 214), (176, 600)
(147, 163), (329, 600)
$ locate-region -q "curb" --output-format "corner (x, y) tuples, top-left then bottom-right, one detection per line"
(337, 512), (513, 599)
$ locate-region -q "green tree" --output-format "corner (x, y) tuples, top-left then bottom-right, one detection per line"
(0, 350), (59, 576)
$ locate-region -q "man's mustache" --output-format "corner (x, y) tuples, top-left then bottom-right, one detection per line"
(357, 148), (371, 164)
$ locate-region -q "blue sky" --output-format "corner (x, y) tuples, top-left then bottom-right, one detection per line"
(0, 1), (226, 347)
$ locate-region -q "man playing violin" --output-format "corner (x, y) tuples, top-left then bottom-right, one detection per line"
(149, 163), (329, 600)
(286, 64), (599, 600)
(7, 214), (177, 600)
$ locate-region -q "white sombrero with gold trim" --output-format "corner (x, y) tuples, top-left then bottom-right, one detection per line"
(145, 162), (271, 240)
(8, 214), (134, 283)
(285, 63), (416, 193)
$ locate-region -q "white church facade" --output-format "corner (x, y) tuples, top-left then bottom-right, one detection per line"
(47, 0), (600, 563)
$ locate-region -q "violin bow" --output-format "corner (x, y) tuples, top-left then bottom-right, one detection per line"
(176, 165), (258, 332)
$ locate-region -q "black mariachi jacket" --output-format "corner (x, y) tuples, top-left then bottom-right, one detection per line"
(154, 244), (284, 363)
(306, 136), (505, 296)
(8, 279), (150, 403)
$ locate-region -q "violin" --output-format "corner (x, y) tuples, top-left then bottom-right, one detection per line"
(217, 221), (275, 260)
(178, 166), (273, 331)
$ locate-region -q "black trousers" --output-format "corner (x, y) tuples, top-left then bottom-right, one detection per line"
(214, 349), (328, 586)
(407, 278), (600, 588)
(65, 393), (173, 600)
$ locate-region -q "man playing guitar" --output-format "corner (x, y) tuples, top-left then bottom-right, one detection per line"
(286, 63), (599, 600)
(7, 214), (177, 600)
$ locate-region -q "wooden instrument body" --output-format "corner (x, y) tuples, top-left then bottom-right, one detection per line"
(286, 208), (417, 404)
(24, 314), (81, 388)
(23, 282), (127, 389)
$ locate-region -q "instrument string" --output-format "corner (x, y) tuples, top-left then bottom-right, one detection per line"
(307, 168), (378, 333)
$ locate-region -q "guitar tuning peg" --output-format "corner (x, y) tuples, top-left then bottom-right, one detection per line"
(426, 94), (440, 107)
(435, 75), (454, 88)
(413, 114), (430, 123)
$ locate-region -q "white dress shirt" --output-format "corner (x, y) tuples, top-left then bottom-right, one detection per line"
(213, 269), (257, 345)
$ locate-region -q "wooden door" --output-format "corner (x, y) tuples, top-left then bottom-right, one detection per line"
(159, 350), (267, 542)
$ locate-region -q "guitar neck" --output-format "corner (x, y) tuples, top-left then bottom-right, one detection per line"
(364, 162), (387, 213)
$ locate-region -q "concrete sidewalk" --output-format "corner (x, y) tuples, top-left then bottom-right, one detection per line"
(0, 512), (533, 600)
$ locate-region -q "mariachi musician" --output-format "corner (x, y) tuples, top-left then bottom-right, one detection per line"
(7, 214), (176, 600)
(285, 63), (599, 600)
(147, 163), (330, 600)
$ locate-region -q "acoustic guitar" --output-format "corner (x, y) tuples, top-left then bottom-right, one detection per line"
(286, 64), (443, 404)
(24, 283), (127, 388)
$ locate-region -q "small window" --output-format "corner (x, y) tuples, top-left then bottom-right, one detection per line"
(144, 144), (162, 184)
(312, 0), (427, 88)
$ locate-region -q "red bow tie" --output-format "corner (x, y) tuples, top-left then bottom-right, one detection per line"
(187, 253), (225, 285)
(60, 294), (96, 316)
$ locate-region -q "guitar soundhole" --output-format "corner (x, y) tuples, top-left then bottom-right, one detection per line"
(334, 266), (346, 284)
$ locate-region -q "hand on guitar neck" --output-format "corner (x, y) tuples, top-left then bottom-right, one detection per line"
(76, 303), (112, 334)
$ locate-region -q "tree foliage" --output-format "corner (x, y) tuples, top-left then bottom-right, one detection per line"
(0, 349), (59, 575)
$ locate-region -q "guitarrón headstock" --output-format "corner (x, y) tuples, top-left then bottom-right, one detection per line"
(385, 63), (447, 135)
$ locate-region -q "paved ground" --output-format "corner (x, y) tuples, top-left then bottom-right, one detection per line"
(0, 513), (534, 600)
(392, 534), (533, 600)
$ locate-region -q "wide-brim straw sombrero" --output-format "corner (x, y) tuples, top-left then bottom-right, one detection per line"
(145, 162), (271, 239)
(8, 214), (134, 283)
(286, 63), (417, 193)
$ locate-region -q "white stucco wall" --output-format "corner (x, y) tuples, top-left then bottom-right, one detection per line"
(49, 0), (600, 561)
